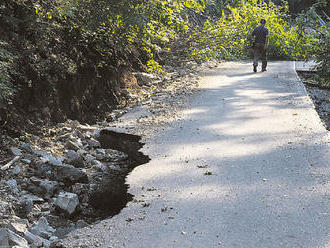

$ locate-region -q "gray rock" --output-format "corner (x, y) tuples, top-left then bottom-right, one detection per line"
(49, 236), (58, 242)
(84, 154), (96, 163)
(24, 231), (43, 247)
(94, 153), (106, 161)
(88, 184), (98, 193)
(92, 129), (100, 138)
(34, 162), (52, 178)
(77, 149), (88, 155)
(54, 164), (88, 185)
(73, 130), (85, 140)
(179, 69), (186, 76)
(42, 238), (51, 248)
(0, 201), (11, 215)
(0, 228), (9, 247)
(76, 220), (88, 229)
(26, 183), (44, 197)
(39, 180), (58, 199)
(21, 159), (32, 164)
(55, 192), (79, 215)
(87, 138), (100, 148)
(66, 150), (84, 167)
(6, 179), (19, 194)
(96, 148), (106, 155)
(17, 199), (33, 218)
(10, 147), (22, 156)
(30, 217), (55, 239)
(65, 141), (80, 151)
(33, 150), (51, 157)
(45, 155), (63, 166)
(12, 165), (21, 175)
(7, 229), (29, 248)
(20, 143), (32, 153)
(92, 161), (107, 172)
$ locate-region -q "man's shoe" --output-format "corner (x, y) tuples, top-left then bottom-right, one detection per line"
(262, 68), (267, 72)
(253, 66), (257, 72)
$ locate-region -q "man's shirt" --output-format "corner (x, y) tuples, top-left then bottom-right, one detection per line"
(252, 25), (269, 44)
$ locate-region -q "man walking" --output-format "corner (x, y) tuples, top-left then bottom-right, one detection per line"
(252, 19), (269, 72)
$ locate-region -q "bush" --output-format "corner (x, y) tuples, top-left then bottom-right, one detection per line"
(295, 0), (329, 83)
(0, 0), (328, 121)
(0, 42), (17, 103)
(187, 0), (313, 61)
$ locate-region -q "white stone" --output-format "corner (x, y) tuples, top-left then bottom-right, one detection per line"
(96, 148), (105, 155)
(49, 236), (58, 242)
(8, 222), (28, 235)
(20, 194), (44, 204)
(55, 192), (79, 214)
(10, 147), (22, 156)
(30, 217), (55, 239)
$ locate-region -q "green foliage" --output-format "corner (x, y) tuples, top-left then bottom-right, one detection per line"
(0, 42), (17, 103)
(295, 0), (329, 82)
(312, 24), (330, 83)
(188, 0), (313, 62)
(0, 0), (328, 114)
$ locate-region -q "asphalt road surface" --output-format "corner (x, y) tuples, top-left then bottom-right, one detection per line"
(63, 61), (330, 248)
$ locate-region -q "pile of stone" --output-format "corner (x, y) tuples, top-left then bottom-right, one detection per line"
(0, 121), (135, 247)
(0, 217), (56, 247)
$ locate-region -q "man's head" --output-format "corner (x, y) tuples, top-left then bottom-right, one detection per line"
(260, 19), (266, 25)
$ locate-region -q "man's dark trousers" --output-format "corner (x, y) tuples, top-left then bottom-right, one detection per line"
(253, 43), (267, 70)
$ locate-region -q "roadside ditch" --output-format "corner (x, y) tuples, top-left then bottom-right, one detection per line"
(0, 122), (151, 248)
(297, 71), (330, 130)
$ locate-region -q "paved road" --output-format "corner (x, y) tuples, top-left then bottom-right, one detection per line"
(64, 61), (330, 248)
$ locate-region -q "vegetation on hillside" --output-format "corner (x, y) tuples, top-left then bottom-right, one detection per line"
(0, 0), (328, 125)
(295, 0), (330, 84)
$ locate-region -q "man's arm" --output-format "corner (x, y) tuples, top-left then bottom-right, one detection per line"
(251, 28), (256, 39)
(265, 35), (269, 49)
(265, 28), (269, 49)
(251, 28), (256, 47)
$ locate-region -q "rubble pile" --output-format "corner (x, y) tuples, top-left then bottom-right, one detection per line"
(0, 121), (149, 247)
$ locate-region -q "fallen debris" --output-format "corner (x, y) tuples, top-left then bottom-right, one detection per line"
(1, 156), (20, 171)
